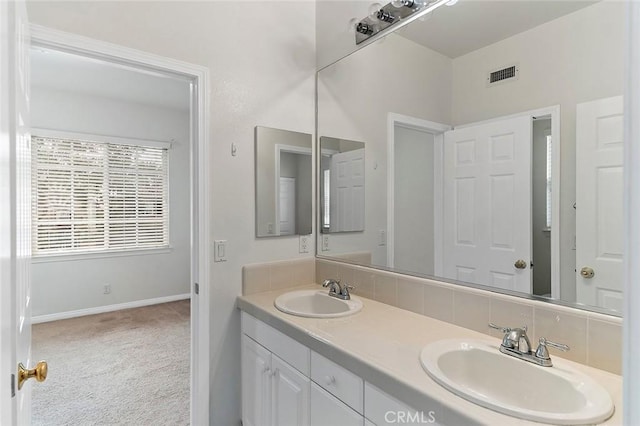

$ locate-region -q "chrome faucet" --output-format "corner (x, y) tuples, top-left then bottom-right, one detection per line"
(488, 323), (569, 367)
(322, 279), (354, 300)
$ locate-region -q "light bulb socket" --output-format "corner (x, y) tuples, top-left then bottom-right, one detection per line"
(356, 22), (375, 35)
(376, 10), (396, 23)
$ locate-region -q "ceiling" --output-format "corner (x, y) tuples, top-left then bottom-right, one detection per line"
(31, 48), (191, 111)
(397, 0), (599, 58)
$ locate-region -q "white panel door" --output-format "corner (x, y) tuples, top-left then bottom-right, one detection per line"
(330, 148), (365, 232)
(310, 383), (363, 426)
(0, 1), (33, 424)
(443, 115), (532, 293)
(576, 96), (624, 312)
(271, 354), (310, 426)
(279, 177), (296, 236)
(242, 336), (272, 426)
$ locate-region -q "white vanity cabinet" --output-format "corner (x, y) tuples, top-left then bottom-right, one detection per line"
(310, 351), (364, 426)
(365, 382), (438, 426)
(242, 335), (310, 426)
(310, 383), (363, 426)
(271, 354), (310, 425)
(241, 312), (311, 426)
(241, 312), (425, 426)
(241, 335), (271, 426)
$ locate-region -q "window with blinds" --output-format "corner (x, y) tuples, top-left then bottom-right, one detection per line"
(32, 135), (169, 255)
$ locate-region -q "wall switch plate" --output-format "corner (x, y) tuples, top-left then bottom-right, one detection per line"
(322, 235), (330, 251)
(378, 229), (387, 246)
(299, 235), (310, 253)
(214, 240), (227, 262)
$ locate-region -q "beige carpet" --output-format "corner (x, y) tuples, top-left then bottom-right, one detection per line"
(31, 300), (190, 426)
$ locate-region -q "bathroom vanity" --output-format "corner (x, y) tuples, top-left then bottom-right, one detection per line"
(237, 285), (622, 426)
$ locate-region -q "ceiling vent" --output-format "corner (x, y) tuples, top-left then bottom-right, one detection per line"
(487, 64), (519, 87)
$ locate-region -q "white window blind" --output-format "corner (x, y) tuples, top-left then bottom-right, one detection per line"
(32, 135), (169, 255)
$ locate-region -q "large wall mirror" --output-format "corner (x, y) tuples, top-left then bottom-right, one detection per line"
(256, 126), (313, 237)
(316, 0), (625, 315)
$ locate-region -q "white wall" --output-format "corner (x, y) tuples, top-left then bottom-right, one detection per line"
(451, 1), (625, 301)
(317, 33), (452, 265)
(30, 86), (190, 316)
(26, 2), (316, 424)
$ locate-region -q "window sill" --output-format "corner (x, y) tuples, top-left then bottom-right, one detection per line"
(32, 246), (174, 263)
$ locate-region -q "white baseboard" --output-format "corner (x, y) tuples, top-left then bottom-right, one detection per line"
(32, 293), (191, 324)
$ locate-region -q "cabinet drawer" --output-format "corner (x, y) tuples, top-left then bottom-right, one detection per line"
(311, 351), (364, 414)
(311, 382), (363, 426)
(364, 382), (438, 426)
(242, 312), (310, 375)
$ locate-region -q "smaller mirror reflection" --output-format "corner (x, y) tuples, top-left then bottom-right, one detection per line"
(255, 126), (312, 238)
(320, 137), (366, 234)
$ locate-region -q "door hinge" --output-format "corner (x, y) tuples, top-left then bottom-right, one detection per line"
(194, 282), (199, 295)
(11, 373), (15, 397)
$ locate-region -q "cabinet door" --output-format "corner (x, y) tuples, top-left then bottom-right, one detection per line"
(310, 383), (363, 426)
(242, 335), (272, 426)
(271, 354), (310, 426)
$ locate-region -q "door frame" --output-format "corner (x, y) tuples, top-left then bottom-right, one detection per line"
(625, 4), (640, 422)
(29, 24), (211, 425)
(386, 113), (451, 271)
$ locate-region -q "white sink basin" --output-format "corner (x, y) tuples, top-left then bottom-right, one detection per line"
(420, 339), (614, 425)
(274, 290), (363, 318)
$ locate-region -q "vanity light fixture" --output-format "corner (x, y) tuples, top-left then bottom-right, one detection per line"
(356, 22), (376, 35)
(376, 9), (396, 23)
(391, 0), (421, 8)
(353, 0), (454, 45)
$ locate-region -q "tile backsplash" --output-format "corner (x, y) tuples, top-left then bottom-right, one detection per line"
(315, 259), (622, 375)
(242, 258), (315, 295)
(242, 257), (621, 375)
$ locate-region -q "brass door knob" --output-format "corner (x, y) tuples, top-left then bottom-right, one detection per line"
(580, 267), (595, 279)
(18, 360), (47, 390)
(514, 259), (527, 269)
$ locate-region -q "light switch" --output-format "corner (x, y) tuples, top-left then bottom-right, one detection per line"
(378, 230), (387, 246)
(214, 240), (227, 262)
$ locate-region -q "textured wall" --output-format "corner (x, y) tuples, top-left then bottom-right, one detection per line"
(27, 2), (316, 424)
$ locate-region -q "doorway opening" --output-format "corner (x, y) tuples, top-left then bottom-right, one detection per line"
(28, 25), (211, 424)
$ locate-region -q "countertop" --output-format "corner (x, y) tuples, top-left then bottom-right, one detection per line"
(237, 284), (623, 426)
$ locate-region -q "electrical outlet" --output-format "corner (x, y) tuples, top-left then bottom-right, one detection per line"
(299, 235), (310, 253)
(103, 284), (111, 294)
(322, 235), (330, 251)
